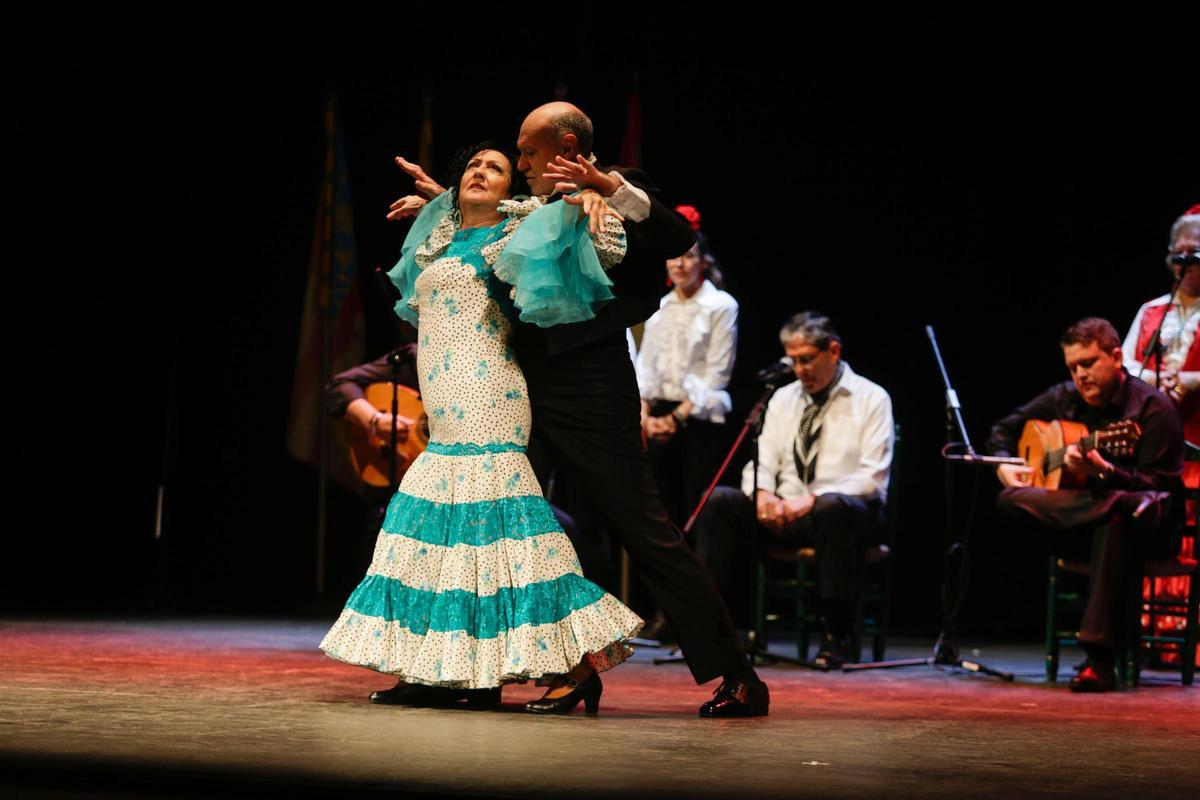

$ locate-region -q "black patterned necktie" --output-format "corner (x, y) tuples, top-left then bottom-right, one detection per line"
(793, 363), (844, 484)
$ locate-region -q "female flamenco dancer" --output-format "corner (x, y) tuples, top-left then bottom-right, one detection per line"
(320, 142), (642, 714)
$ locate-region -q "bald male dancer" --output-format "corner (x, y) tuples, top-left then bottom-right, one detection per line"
(389, 103), (768, 717)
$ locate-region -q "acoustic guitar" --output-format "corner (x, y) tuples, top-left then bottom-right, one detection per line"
(1017, 419), (1141, 489)
(348, 383), (429, 487)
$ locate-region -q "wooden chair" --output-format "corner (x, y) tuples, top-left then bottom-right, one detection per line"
(1045, 443), (1199, 686)
(751, 425), (900, 663)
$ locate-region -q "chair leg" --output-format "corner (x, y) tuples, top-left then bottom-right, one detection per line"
(850, 593), (864, 665)
(1046, 554), (1061, 683)
(1146, 583), (1160, 669)
(1118, 569), (1143, 689)
(873, 559), (893, 662)
(795, 561), (810, 661)
(1185, 573), (1198, 686)
(753, 559), (767, 654)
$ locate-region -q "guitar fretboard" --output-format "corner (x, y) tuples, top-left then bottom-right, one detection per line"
(1041, 434), (1096, 474)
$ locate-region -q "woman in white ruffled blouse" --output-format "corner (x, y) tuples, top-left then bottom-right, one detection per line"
(635, 206), (738, 530)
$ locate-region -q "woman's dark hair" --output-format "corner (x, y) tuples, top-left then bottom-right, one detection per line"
(444, 141), (530, 210)
(694, 231), (725, 289)
(674, 205), (725, 289)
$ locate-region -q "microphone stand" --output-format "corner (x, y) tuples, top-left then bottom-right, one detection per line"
(740, 373), (813, 667)
(844, 325), (1013, 681)
(386, 348), (404, 492)
(1137, 271), (1185, 391)
(652, 369), (804, 665)
(384, 345), (419, 493)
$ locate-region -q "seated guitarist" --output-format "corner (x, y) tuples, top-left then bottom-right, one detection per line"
(988, 317), (1184, 692)
(326, 346), (421, 567)
(326, 345), (420, 446)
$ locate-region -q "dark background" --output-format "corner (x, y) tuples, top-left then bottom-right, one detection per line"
(8, 8), (1197, 638)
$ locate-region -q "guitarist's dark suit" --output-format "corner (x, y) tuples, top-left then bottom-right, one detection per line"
(987, 371), (1183, 657)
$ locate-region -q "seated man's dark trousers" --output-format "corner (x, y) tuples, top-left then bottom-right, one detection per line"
(996, 486), (1179, 657)
(693, 486), (883, 635)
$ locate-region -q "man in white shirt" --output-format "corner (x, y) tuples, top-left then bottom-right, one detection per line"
(693, 312), (894, 668)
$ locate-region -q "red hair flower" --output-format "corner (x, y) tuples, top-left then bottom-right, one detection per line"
(674, 204), (702, 232)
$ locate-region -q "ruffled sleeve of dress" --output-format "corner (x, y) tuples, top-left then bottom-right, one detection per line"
(491, 194), (627, 328)
(385, 192), (459, 328)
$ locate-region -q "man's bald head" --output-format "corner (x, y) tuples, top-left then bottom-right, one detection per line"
(517, 102), (595, 195)
(525, 102), (594, 156)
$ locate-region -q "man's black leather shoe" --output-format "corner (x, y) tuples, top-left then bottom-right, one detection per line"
(1069, 660), (1117, 693)
(698, 678), (769, 718)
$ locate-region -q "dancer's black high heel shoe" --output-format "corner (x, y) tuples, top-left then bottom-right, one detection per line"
(523, 673), (602, 715)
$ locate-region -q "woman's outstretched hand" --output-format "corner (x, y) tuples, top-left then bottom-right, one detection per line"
(387, 156), (445, 220)
(563, 189), (624, 235)
(387, 195), (428, 221)
(396, 156), (446, 197)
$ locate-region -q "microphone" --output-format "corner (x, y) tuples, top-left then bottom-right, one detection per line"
(388, 344), (418, 366)
(756, 357), (795, 383)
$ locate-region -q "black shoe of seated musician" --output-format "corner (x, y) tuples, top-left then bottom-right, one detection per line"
(811, 633), (851, 671)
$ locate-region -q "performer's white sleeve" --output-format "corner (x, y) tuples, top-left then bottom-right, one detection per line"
(682, 302), (738, 422)
(1122, 301), (1151, 380)
(635, 316), (662, 400)
(605, 172), (651, 223)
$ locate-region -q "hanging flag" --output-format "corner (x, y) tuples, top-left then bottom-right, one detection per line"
(286, 95), (365, 491)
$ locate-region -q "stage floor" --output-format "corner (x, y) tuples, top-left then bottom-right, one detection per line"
(1, 618), (1196, 799)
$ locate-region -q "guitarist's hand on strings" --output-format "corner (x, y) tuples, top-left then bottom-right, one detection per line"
(346, 398), (413, 444)
(373, 413), (416, 443)
(1063, 443), (1113, 479)
(996, 463), (1034, 488)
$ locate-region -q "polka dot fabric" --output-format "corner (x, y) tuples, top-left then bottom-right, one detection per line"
(321, 214), (642, 689)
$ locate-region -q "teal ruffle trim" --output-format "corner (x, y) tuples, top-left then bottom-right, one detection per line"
(491, 199), (618, 327)
(344, 572), (607, 639)
(386, 192), (456, 328)
(382, 493), (561, 547)
(425, 441), (526, 456)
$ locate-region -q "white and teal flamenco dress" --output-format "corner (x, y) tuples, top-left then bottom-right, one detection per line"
(320, 193), (643, 689)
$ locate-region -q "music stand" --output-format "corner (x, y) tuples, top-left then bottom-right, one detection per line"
(843, 325), (1015, 681)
